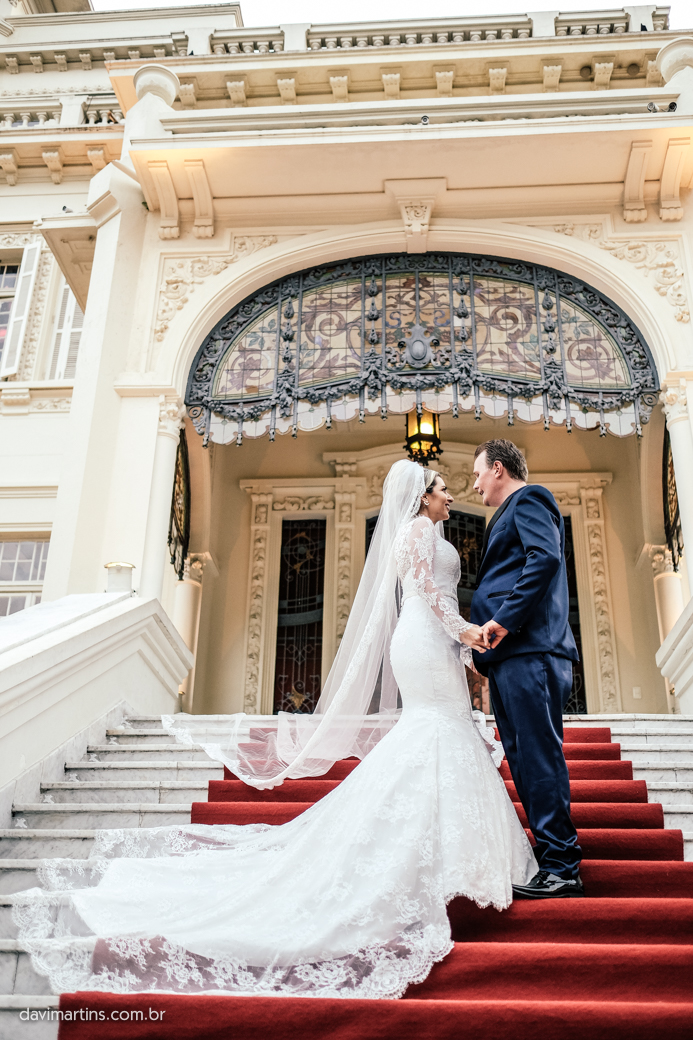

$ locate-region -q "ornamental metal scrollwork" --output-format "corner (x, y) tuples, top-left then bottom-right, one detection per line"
(663, 429), (684, 570)
(168, 430), (191, 580)
(185, 252), (659, 446)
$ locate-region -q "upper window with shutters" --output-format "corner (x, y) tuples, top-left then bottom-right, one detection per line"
(0, 240), (41, 380)
(0, 264), (19, 368)
(49, 279), (84, 381)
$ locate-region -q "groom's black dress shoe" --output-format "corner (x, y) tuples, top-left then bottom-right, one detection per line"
(512, 870), (585, 899)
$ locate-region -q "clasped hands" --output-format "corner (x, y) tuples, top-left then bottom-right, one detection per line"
(460, 620), (509, 653)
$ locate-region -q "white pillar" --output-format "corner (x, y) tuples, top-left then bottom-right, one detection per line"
(661, 381), (693, 562)
(172, 555), (204, 712)
(139, 397), (184, 601)
(41, 65), (181, 602)
(650, 546), (685, 642)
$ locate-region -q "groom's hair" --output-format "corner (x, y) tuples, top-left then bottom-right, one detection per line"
(474, 439), (528, 482)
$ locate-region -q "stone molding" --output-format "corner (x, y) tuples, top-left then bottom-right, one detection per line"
(523, 218), (690, 323)
(19, 244), (53, 381)
(237, 448), (621, 714)
(154, 236), (279, 342)
(648, 543), (676, 577)
(242, 492), (273, 714)
(334, 492), (356, 641)
(165, 218), (676, 401)
(661, 379), (689, 426)
(579, 482), (622, 713)
(157, 395), (185, 440)
(273, 495), (334, 511)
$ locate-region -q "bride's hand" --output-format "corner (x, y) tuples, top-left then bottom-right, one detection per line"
(460, 624), (486, 652)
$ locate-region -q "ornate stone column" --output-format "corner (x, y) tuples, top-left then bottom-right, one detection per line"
(580, 484), (622, 712)
(650, 545), (685, 643)
(139, 396), (185, 601)
(333, 492), (357, 644)
(242, 493), (273, 714)
(661, 381), (693, 561)
(172, 554), (205, 712)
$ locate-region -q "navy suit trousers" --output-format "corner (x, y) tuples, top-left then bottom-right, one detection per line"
(488, 652), (582, 879)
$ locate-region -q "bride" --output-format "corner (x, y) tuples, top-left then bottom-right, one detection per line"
(14, 459), (537, 999)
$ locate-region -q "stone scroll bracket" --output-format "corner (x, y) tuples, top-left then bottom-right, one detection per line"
(623, 140), (651, 223)
(384, 178), (446, 254)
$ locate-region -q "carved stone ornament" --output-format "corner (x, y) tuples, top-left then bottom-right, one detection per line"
(660, 380), (689, 426)
(581, 486), (622, 712)
(650, 544), (675, 577)
(158, 395), (186, 439)
(154, 236), (279, 342)
(243, 493), (272, 713)
(273, 495), (334, 511)
(19, 245), (53, 380)
(525, 221), (690, 323)
(599, 239), (689, 323)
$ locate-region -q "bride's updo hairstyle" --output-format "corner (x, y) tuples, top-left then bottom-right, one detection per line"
(421, 467), (439, 493)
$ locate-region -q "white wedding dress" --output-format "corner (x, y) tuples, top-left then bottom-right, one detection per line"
(14, 512), (537, 1000)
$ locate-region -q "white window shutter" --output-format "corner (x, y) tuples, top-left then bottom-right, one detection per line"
(49, 283), (84, 380)
(0, 241), (41, 378)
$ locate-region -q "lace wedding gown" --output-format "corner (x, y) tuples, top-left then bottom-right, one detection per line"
(14, 515), (537, 1000)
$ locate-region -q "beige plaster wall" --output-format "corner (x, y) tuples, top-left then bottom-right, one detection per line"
(190, 407), (665, 716)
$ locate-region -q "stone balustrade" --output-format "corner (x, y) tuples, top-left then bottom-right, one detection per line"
(306, 20), (532, 50)
(210, 29), (284, 55)
(0, 102), (122, 130)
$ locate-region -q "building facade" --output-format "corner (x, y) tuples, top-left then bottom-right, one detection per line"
(0, 0), (692, 720)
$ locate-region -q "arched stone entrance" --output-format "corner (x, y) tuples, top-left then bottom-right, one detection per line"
(174, 249), (681, 720)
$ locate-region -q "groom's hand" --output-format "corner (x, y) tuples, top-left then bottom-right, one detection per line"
(481, 620), (509, 649)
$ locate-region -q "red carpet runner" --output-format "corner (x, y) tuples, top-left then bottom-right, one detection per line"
(59, 727), (693, 1039)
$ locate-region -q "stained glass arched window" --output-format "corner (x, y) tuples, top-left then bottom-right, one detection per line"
(186, 252), (659, 446)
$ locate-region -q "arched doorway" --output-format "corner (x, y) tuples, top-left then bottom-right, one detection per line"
(182, 252), (665, 718)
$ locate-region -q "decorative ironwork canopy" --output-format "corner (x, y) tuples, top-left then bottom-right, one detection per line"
(186, 252), (659, 446)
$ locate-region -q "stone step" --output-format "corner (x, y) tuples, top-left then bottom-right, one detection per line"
(564, 715), (693, 728)
(84, 744), (210, 761)
(0, 832), (95, 859)
(105, 729), (182, 745)
(647, 783), (693, 805)
(634, 764), (693, 782)
(686, 833), (693, 862)
(0, 894), (76, 940)
(0, 863), (41, 894)
(619, 744), (693, 763)
(662, 806), (693, 830)
(0, 940), (52, 995)
(12, 805), (191, 831)
(608, 730), (693, 745)
(40, 781), (207, 805)
(0, 995), (59, 1040)
(63, 761), (222, 782)
(122, 715), (167, 730)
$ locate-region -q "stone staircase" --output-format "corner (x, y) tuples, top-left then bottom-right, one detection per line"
(1, 712), (692, 1038)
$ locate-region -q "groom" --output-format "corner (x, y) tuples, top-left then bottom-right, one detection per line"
(471, 439), (583, 898)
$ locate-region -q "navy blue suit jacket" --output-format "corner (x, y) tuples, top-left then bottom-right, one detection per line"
(471, 484), (578, 675)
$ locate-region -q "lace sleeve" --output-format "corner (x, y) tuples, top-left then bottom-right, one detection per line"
(404, 517), (472, 648)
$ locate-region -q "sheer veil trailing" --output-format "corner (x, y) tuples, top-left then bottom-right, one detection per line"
(163, 459), (430, 787)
